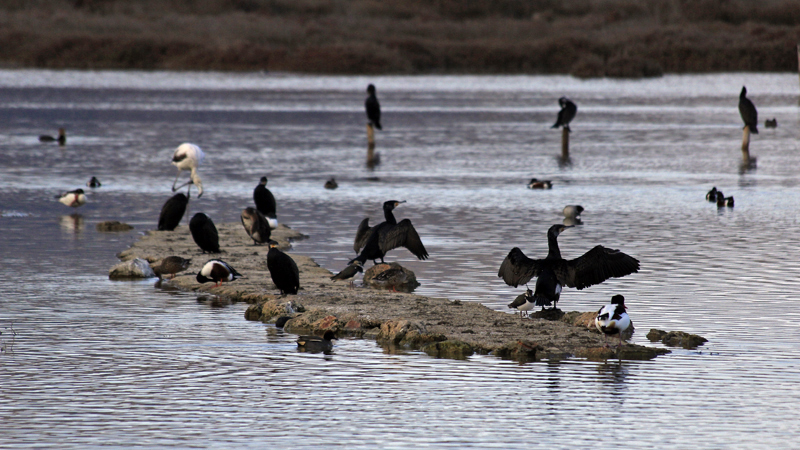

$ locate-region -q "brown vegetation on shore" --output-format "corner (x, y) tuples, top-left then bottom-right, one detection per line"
(2, 0), (799, 76)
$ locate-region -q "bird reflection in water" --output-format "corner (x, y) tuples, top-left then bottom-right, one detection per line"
(59, 214), (84, 234)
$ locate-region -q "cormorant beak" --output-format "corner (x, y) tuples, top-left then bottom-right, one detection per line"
(396, 201), (407, 207)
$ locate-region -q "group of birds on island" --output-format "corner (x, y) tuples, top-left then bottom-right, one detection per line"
(46, 82), (774, 350)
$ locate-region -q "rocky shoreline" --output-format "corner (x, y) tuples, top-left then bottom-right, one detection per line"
(117, 222), (675, 362)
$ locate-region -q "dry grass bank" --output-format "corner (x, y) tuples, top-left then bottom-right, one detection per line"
(1, 0), (799, 76)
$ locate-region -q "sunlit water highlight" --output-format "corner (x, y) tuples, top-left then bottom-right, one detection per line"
(2, 71), (800, 448)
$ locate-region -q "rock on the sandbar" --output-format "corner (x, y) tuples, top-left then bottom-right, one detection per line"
(647, 329), (707, 349)
(96, 221), (134, 232)
(109, 258), (155, 279)
(363, 262), (420, 293)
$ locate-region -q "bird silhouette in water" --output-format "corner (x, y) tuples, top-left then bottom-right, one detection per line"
(365, 84), (382, 130)
(351, 200), (428, 265)
(738, 86), (758, 134)
(39, 128), (66, 145)
(552, 97), (577, 131)
(498, 224), (639, 310)
(253, 177), (278, 229)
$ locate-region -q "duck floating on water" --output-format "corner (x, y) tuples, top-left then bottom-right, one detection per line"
(705, 187), (718, 202)
(527, 178), (552, 189)
(57, 188), (86, 208)
(324, 178), (338, 190)
(196, 259), (241, 287)
(297, 330), (335, 353)
(39, 128), (66, 145)
(716, 193), (734, 208)
(594, 294), (631, 348)
(563, 205), (584, 219)
(765, 118), (777, 128)
(86, 177), (101, 188)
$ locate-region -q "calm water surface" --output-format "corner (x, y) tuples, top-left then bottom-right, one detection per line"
(2, 70), (800, 448)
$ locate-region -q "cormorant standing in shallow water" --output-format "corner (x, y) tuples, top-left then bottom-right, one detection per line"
(498, 224), (639, 309)
(739, 86), (758, 134)
(595, 294), (631, 347)
(158, 192), (189, 231)
(240, 207), (271, 245)
(365, 84), (382, 130)
(196, 259), (241, 287)
(552, 97), (577, 131)
(268, 241), (300, 295)
(189, 213), (220, 253)
(351, 200), (428, 265)
(253, 177), (278, 229)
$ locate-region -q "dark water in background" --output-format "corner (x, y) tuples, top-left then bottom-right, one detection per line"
(2, 70), (800, 448)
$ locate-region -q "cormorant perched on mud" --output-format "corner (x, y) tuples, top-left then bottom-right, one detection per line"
(189, 213), (220, 253)
(267, 241), (300, 295)
(240, 207), (271, 245)
(158, 192), (188, 231)
(253, 177), (277, 228)
(552, 97), (577, 131)
(595, 294), (631, 347)
(351, 200), (428, 265)
(365, 84), (382, 130)
(739, 86), (758, 134)
(498, 224), (639, 309)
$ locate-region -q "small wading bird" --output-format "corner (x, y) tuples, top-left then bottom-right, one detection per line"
(189, 213), (220, 253)
(351, 200), (428, 265)
(86, 177), (101, 188)
(57, 188), (86, 208)
(152, 256), (192, 280)
(595, 294), (631, 348)
(508, 289), (535, 318)
(552, 97), (577, 131)
(158, 192), (189, 231)
(738, 86), (758, 134)
(297, 330), (335, 353)
(268, 241), (300, 295)
(253, 177), (278, 229)
(498, 224), (639, 310)
(527, 178), (552, 189)
(365, 84), (382, 130)
(39, 128), (66, 145)
(171, 143), (205, 197)
(196, 259), (241, 287)
(331, 260), (363, 289)
(240, 207), (271, 245)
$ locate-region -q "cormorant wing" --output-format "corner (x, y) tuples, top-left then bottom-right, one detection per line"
(378, 219), (428, 260)
(555, 245), (639, 290)
(498, 247), (543, 288)
(353, 218), (372, 254)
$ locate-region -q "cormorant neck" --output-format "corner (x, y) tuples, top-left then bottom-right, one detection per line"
(546, 231), (562, 259)
(383, 208), (397, 225)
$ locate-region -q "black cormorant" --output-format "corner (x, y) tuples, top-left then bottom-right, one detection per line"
(240, 207), (271, 245)
(331, 260), (363, 288)
(508, 289), (535, 318)
(57, 188), (86, 208)
(297, 330), (335, 353)
(351, 200), (428, 265)
(498, 224), (639, 309)
(39, 128), (66, 145)
(86, 177), (101, 188)
(196, 259), (241, 287)
(738, 86), (758, 134)
(158, 192), (189, 231)
(189, 213), (220, 253)
(253, 176), (278, 228)
(595, 294), (631, 347)
(268, 241), (300, 295)
(365, 84), (382, 130)
(527, 178), (552, 189)
(152, 256), (192, 280)
(552, 97), (577, 131)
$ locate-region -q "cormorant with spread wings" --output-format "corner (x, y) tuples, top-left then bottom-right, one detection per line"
(351, 200), (428, 265)
(498, 224), (639, 309)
